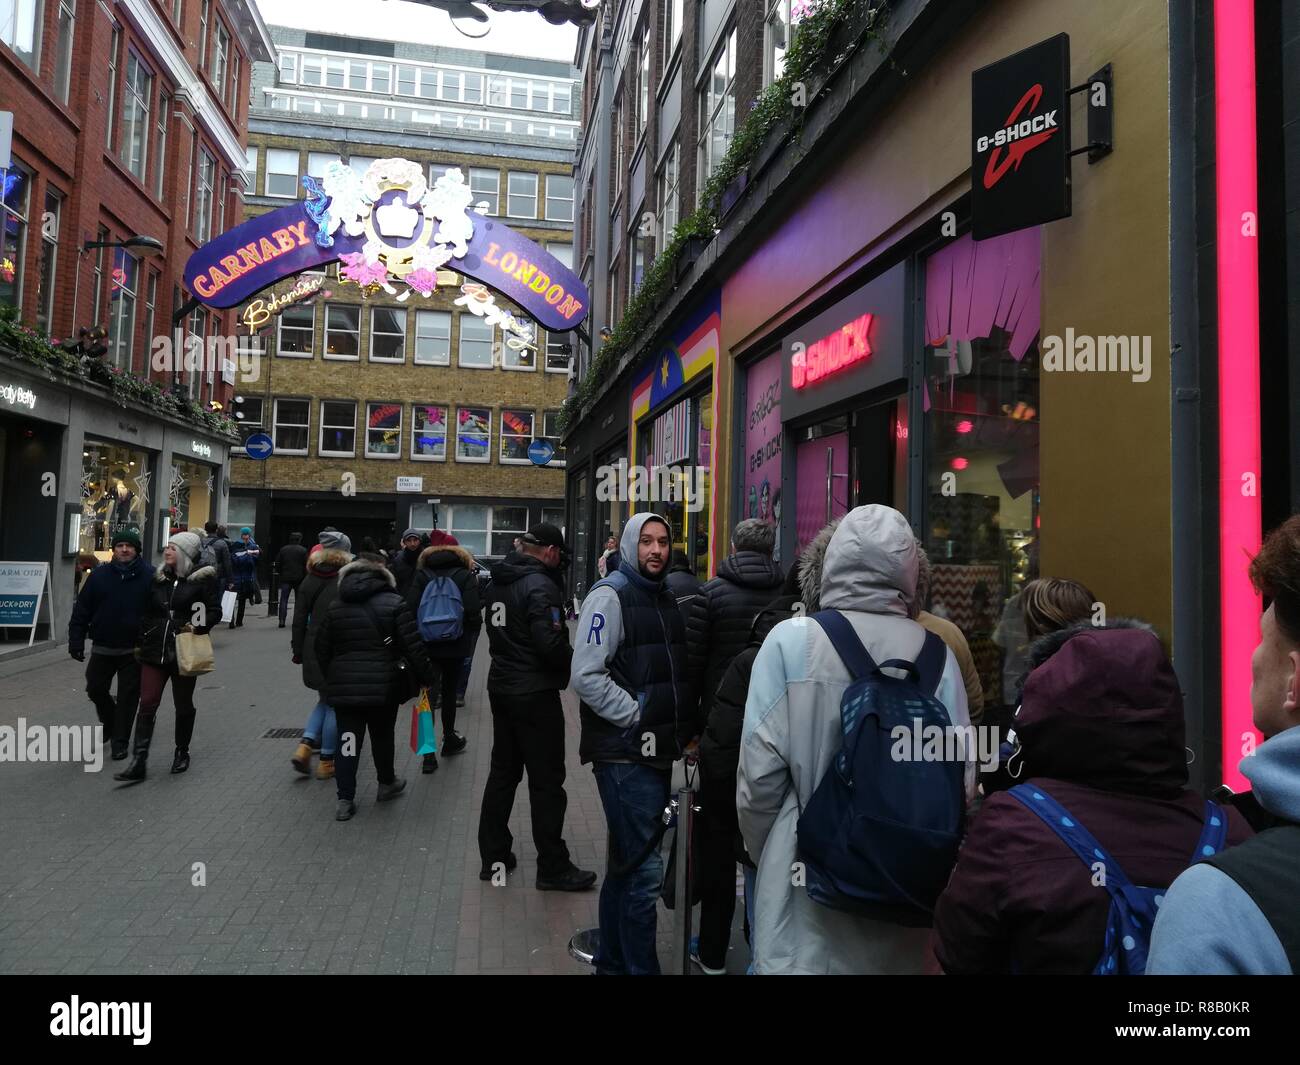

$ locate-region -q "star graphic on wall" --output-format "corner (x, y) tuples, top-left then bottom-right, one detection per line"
(205, 474), (215, 494)
(660, 358), (669, 386)
(132, 470), (152, 507)
(169, 465), (187, 505)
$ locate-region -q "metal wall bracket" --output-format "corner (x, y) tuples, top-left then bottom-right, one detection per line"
(1068, 64), (1113, 162)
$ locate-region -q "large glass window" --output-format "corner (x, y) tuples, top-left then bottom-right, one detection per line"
(35, 188), (60, 334)
(611, 92), (625, 204)
(764, 0), (792, 86)
(155, 92), (169, 198)
(233, 395), (264, 451)
(542, 410), (566, 466)
(447, 505), (489, 556)
(656, 138), (680, 247)
(458, 315), (493, 367)
(273, 398), (310, 454)
(54, 0), (77, 102)
(105, 25), (120, 150)
(464, 72), (483, 103)
(194, 149), (215, 241)
(325, 58), (346, 89)
(470, 168), (499, 214)
(301, 54), (323, 86)
(265, 148), (299, 197)
(108, 249), (138, 371)
(365, 403), (401, 458)
(923, 229), (1042, 709)
(307, 151), (341, 184)
(278, 51), (297, 83)
(80, 443), (149, 560)
(697, 27), (737, 196)
(211, 21), (229, 91)
(319, 400), (357, 456)
(167, 459), (213, 534)
(277, 303), (314, 355)
(1, 0), (43, 70)
(552, 83), (571, 114)
(491, 507), (528, 556)
(662, 0), (683, 72)
(635, 21), (650, 137)
(325, 304), (360, 358)
(369, 306), (405, 361)
(396, 64), (416, 96)
(121, 52), (153, 180)
(198, 0), (209, 67)
(545, 175), (574, 222)
(500, 409), (534, 464)
(411, 404), (448, 461)
(415, 309), (451, 365)
(455, 406), (491, 462)
(507, 172), (538, 218)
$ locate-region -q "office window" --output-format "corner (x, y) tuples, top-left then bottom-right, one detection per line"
(186, 306), (205, 399)
(630, 235), (648, 297)
(397, 64), (416, 96)
(510, 81), (527, 110)
(469, 168), (499, 214)
(500, 410), (534, 464)
(54, 0), (77, 102)
(372, 63), (391, 93)
(458, 315), (494, 367)
(698, 27), (738, 194)
(365, 402), (402, 458)
(411, 404), (448, 461)
(154, 92), (169, 198)
(35, 189), (61, 334)
(441, 70), (461, 100)
(764, 0), (796, 86)
(273, 399), (310, 454)
(544, 329), (570, 373)
(370, 306), (405, 361)
(507, 172), (537, 218)
(194, 149), (215, 241)
(488, 76), (506, 106)
(325, 305), (360, 358)
(277, 304), (314, 355)
(265, 148), (299, 197)
(348, 60), (368, 91)
(611, 91), (624, 204)
(241, 145), (257, 194)
(428, 163), (451, 188)
(455, 407), (491, 462)
(105, 26), (121, 150)
(307, 151), (341, 185)
(301, 54), (322, 86)
(120, 52), (153, 180)
(198, 0), (209, 68)
(447, 505), (489, 555)
(325, 58), (346, 89)
(464, 72), (483, 103)
(545, 175), (574, 222)
(414, 309), (451, 364)
(635, 21), (650, 136)
(419, 68), (439, 99)
(541, 410), (567, 466)
(491, 507), (528, 556)
(552, 83), (571, 115)
(662, 0), (683, 71)
(211, 21), (229, 90)
(547, 242), (573, 269)
(233, 395), (264, 450)
(319, 400), (357, 456)
(142, 270), (157, 365)
(229, 52), (240, 113)
(348, 156), (378, 180)
(279, 52), (297, 83)
(89, 225), (106, 323)
(502, 320), (536, 370)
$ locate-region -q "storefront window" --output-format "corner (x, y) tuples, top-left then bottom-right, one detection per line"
(446, 504), (489, 555)
(1, 166), (31, 310)
(923, 229), (1041, 709)
(80, 443), (150, 560)
(167, 459), (213, 533)
(636, 390), (711, 578)
(491, 507), (527, 555)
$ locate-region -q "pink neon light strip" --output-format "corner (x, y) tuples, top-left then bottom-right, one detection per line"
(1215, 0), (1263, 791)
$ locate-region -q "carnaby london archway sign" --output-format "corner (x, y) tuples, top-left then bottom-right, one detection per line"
(183, 161), (590, 335)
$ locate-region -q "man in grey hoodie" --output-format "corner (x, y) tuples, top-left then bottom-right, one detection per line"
(571, 512), (692, 976)
(1148, 514), (1300, 974)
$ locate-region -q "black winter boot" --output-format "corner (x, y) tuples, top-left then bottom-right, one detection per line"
(114, 716), (156, 782)
(170, 748), (190, 774)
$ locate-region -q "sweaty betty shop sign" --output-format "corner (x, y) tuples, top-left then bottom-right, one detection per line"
(184, 162), (589, 333)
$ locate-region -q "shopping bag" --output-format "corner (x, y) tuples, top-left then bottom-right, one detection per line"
(220, 590), (237, 624)
(176, 632), (215, 676)
(409, 688), (438, 755)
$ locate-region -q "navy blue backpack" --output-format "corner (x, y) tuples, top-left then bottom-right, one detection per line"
(796, 610), (965, 926)
(1008, 783), (1228, 974)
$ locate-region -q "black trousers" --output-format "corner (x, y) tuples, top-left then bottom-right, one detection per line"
(695, 786), (740, 970)
(84, 653), (141, 746)
(477, 690), (572, 877)
(428, 653), (461, 737)
(334, 704), (400, 801)
(233, 582), (256, 626)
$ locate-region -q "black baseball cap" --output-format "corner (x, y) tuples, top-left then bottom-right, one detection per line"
(521, 523), (567, 551)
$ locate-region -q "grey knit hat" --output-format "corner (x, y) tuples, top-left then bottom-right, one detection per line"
(169, 531), (203, 562)
(318, 529), (352, 552)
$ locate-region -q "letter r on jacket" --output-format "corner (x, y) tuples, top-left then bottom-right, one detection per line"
(587, 612), (605, 645)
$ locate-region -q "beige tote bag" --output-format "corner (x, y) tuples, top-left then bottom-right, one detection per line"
(176, 631), (215, 676)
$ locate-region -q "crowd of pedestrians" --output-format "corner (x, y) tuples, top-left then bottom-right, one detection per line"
(64, 503), (1300, 975)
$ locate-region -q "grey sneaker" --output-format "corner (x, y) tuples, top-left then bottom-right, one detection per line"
(376, 777), (407, 802)
(335, 799), (357, 821)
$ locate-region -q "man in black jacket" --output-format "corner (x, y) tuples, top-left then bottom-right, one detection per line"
(67, 528), (155, 760)
(202, 521), (234, 594)
(389, 528), (423, 598)
(273, 532), (308, 628)
(684, 517), (784, 974)
(478, 524), (596, 891)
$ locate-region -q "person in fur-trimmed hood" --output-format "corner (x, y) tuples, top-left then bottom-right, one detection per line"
(114, 531), (221, 782)
(290, 539), (352, 781)
(405, 541), (482, 761)
(932, 617), (1253, 974)
(317, 554), (435, 821)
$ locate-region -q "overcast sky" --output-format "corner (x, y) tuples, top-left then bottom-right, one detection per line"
(256, 0), (581, 64)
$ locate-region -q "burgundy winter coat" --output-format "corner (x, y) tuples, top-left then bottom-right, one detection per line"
(932, 622), (1253, 974)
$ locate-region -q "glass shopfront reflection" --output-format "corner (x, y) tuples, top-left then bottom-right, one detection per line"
(81, 441), (151, 561)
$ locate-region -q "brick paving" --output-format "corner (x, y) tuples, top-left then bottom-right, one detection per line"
(0, 608), (748, 975)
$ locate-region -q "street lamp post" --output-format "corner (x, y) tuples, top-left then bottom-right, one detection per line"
(70, 234), (165, 348)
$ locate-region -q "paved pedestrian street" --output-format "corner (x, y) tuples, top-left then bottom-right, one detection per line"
(0, 612), (744, 976)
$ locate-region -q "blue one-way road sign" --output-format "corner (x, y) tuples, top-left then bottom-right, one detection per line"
(528, 439), (555, 466)
(244, 433), (274, 460)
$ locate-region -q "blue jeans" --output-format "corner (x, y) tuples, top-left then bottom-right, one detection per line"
(303, 700), (338, 757)
(593, 762), (671, 976)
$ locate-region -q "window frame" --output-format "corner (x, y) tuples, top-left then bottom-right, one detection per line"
(318, 399), (358, 458)
(194, 147), (216, 242)
(368, 305), (406, 363)
(541, 410), (568, 467)
(323, 303), (361, 360)
(457, 314), (495, 369)
(265, 147), (299, 198)
(276, 302), (315, 357)
(211, 19), (230, 94)
(544, 174), (574, 222)
(454, 406), (493, 464)
(35, 187), (61, 335)
(54, 0), (77, 103)
(232, 395), (265, 453)
(364, 401), (403, 460)
(272, 397), (311, 456)
(499, 409), (536, 465)
(469, 167), (500, 215)
(506, 171), (538, 219)
(697, 25), (738, 199)
(410, 403), (449, 462)
(414, 308), (451, 366)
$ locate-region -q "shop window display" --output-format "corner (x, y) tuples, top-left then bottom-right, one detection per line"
(167, 460), (213, 533)
(923, 228), (1041, 710)
(80, 443), (150, 560)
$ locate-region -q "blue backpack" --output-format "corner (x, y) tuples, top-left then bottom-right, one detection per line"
(417, 572), (465, 642)
(1008, 784), (1227, 974)
(796, 610), (964, 926)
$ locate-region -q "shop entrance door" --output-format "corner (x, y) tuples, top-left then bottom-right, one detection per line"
(795, 432), (849, 553)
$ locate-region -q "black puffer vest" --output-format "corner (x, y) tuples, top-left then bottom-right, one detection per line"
(578, 566), (690, 765)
